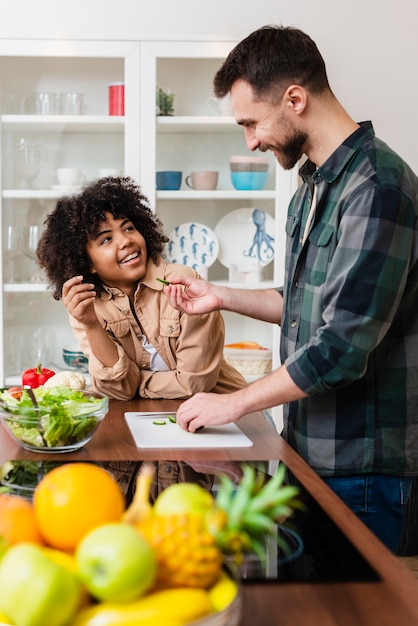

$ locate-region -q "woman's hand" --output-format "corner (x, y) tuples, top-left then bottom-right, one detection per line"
(62, 275), (97, 325)
(164, 277), (223, 315)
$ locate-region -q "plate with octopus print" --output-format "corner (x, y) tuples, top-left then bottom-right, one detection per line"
(163, 222), (219, 273)
(214, 208), (275, 272)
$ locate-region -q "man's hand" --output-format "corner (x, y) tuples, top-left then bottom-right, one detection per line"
(164, 277), (222, 315)
(176, 391), (243, 432)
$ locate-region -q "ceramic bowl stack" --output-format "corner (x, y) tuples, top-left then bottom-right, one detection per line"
(230, 156), (269, 190)
(62, 343), (89, 372)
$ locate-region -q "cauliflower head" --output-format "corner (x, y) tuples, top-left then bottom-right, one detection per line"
(43, 371), (87, 390)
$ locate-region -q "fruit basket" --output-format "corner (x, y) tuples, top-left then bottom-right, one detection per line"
(224, 342), (272, 376)
(190, 564), (242, 626)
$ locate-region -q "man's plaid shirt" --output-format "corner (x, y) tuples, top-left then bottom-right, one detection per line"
(281, 122), (418, 477)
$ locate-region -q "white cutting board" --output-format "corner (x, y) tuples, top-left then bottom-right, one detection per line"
(124, 412), (253, 448)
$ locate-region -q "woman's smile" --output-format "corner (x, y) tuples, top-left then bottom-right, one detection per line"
(119, 250), (141, 265)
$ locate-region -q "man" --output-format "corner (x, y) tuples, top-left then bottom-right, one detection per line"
(164, 25), (418, 553)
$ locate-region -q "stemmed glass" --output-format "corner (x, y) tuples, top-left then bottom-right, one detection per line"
(14, 138), (43, 189)
(3, 225), (23, 283)
(23, 224), (44, 282)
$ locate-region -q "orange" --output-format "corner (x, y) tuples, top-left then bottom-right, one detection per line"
(0, 493), (43, 545)
(33, 462), (125, 552)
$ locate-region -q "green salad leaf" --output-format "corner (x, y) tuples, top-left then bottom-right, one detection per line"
(0, 386), (106, 448)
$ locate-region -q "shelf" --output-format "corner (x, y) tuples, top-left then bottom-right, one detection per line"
(2, 189), (82, 199)
(157, 116), (238, 133)
(3, 283), (50, 293)
(156, 190), (276, 200)
(1, 114), (124, 133)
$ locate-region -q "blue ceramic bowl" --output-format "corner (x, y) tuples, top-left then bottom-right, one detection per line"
(62, 344), (89, 372)
(230, 171), (268, 191)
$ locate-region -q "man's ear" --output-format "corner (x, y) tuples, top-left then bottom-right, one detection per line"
(284, 85), (307, 115)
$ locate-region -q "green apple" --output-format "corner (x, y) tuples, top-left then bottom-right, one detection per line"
(0, 542), (81, 626)
(154, 482), (215, 516)
(75, 522), (156, 602)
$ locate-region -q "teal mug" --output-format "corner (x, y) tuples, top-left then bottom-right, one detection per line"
(156, 171), (182, 190)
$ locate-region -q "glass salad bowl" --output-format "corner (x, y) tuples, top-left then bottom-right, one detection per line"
(0, 387), (108, 453)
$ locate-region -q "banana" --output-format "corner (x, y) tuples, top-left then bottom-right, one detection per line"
(122, 463), (155, 525)
(70, 588), (213, 626)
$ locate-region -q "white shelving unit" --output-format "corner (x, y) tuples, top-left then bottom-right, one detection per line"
(0, 39), (141, 386)
(0, 37), (298, 394)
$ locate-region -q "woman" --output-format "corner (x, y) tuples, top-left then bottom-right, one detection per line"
(37, 176), (246, 401)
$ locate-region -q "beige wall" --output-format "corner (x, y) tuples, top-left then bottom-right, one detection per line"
(0, 0), (417, 171)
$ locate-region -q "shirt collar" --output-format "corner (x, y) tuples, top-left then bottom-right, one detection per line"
(299, 121), (375, 185)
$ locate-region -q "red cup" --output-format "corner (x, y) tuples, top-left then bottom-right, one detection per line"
(108, 82), (124, 116)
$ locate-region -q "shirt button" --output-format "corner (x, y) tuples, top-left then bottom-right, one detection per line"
(290, 320), (297, 328)
(167, 326), (174, 333)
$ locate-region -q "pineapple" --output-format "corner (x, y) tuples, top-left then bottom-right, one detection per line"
(138, 512), (223, 588)
(123, 462), (301, 589)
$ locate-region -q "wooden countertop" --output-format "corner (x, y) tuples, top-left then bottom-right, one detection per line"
(1, 397), (418, 625)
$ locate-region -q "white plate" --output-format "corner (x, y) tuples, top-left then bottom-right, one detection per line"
(214, 208), (275, 271)
(163, 221), (219, 271)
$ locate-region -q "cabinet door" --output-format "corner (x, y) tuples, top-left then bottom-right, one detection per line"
(0, 40), (141, 386)
(139, 40), (298, 381)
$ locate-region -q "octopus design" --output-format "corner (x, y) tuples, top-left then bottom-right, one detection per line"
(244, 209), (275, 263)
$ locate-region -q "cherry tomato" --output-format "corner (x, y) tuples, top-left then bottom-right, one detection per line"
(7, 386), (23, 399)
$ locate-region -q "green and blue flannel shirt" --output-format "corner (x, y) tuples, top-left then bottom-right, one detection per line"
(281, 121), (418, 476)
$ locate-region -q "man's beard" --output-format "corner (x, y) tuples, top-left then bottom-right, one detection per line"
(260, 128), (307, 170)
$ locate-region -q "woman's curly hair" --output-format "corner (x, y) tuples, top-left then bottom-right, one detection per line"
(37, 176), (168, 300)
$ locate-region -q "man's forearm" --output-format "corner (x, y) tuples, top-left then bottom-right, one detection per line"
(219, 286), (283, 324)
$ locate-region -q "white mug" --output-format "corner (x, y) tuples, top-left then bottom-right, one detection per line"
(185, 171), (218, 191)
(98, 168), (123, 177)
(57, 168), (85, 187)
(207, 96), (234, 116)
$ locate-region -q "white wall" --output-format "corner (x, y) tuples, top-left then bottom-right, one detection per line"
(0, 0), (417, 170)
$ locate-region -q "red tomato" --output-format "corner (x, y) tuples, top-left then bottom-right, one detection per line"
(7, 386), (23, 399)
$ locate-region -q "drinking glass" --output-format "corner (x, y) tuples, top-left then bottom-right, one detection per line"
(23, 224), (44, 282)
(14, 138), (43, 189)
(3, 225), (23, 282)
(26, 326), (52, 368)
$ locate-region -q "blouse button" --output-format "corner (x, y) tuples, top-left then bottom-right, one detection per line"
(167, 326), (174, 333)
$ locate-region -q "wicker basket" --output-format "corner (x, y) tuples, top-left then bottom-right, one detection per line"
(224, 346), (272, 376)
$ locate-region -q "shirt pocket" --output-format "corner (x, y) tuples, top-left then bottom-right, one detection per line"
(159, 316), (181, 339)
(106, 319), (136, 359)
(305, 223), (334, 287)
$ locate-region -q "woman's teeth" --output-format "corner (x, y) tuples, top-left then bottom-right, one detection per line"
(121, 252), (138, 264)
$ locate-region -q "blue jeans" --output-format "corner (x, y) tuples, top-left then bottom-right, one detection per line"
(322, 474), (413, 553)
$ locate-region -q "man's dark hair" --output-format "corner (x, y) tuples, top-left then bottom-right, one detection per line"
(214, 25), (330, 103)
(37, 176), (168, 299)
